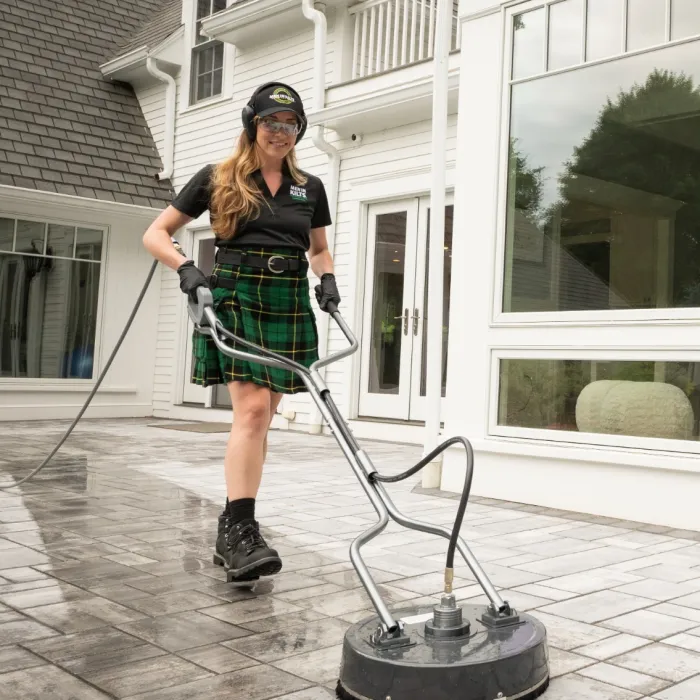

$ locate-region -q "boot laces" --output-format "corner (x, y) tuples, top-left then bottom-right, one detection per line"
(229, 522), (265, 555)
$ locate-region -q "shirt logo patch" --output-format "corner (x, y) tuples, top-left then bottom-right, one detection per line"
(290, 185), (307, 201)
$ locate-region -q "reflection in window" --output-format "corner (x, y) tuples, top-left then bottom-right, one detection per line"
(672, 0), (700, 41)
(0, 220), (103, 379)
(548, 0), (584, 71)
(627, 0), (666, 51)
(504, 42), (700, 312)
(586, 0), (625, 61)
(512, 9), (545, 80)
(0, 218), (13, 251)
(369, 212), (407, 395)
(498, 358), (700, 441)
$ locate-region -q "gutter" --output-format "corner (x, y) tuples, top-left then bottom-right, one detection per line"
(301, 0), (342, 435)
(145, 57), (176, 181)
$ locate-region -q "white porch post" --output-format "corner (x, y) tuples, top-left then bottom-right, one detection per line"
(422, 0), (452, 487)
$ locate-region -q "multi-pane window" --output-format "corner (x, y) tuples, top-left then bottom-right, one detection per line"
(191, 0), (227, 104)
(0, 217), (103, 380)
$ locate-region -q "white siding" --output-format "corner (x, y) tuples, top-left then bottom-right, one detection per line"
(135, 82), (168, 157)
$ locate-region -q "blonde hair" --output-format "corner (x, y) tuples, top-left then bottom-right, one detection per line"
(210, 126), (307, 240)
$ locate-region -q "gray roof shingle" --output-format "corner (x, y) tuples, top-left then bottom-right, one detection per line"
(114, 0), (183, 58)
(0, 0), (176, 207)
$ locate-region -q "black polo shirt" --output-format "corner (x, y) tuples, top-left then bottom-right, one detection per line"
(171, 163), (332, 252)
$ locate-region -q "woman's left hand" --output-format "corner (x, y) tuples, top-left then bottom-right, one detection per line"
(315, 273), (341, 312)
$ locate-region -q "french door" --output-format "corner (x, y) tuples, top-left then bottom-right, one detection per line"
(358, 196), (453, 421)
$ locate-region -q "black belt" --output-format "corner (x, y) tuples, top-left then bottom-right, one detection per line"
(210, 249), (306, 289)
(215, 249), (305, 273)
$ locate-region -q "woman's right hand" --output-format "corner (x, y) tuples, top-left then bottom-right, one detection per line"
(177, 260), (210, 301)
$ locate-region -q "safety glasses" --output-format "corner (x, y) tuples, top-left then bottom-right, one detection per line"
(258, 117), (300, 137)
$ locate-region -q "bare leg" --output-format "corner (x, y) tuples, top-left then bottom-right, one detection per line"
(263, 393), (283, 462)
(224, 382), (274, 501)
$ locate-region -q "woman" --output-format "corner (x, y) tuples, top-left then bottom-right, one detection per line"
(143, 81), (340, 582)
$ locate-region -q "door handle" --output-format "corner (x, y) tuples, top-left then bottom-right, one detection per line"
(393, 308), (409, 335)
(412, 308), (420, 336)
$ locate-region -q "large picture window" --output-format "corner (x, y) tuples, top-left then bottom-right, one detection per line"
(503, 13), (700, 313)
(0, 217), (103, 380)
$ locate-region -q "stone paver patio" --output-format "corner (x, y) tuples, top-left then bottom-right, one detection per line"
(2, 417), (700, 699)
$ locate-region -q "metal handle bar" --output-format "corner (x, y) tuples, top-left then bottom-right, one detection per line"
(188, 287), (358, 375)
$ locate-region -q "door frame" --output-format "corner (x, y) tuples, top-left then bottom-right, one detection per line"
(346, 167), (456, 423)
(354, 192), (455, 423)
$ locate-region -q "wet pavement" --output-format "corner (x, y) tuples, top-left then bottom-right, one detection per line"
(1, 417), (700, 699)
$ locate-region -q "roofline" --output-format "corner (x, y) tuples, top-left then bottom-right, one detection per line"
(100, 25), (184, 78)
(0, 184), (165, 219)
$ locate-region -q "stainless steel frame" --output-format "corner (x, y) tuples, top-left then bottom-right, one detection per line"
(189, 288), (506, 635)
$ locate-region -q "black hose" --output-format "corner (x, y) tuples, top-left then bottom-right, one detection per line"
(369, 436), (474, 570)
(0, 259), (158, 491)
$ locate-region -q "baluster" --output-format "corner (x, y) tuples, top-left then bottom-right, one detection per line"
(368, 5), (377, 76)
(428, 0), (435, 57)
(385, 0), (393, 71)
(410, 0), (418, 63)
(352, 11), (361, 79)
(393, 0), (400, 68)
(376, 3), (385, 74)
(360, 9), (368, 77)
(402, 0), (409, 65)
(418, 0), (427, 59)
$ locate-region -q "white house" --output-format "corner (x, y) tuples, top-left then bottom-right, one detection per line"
(4, 0), (700, 531)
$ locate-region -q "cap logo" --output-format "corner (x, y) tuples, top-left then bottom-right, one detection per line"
(269, 87), (295, 105)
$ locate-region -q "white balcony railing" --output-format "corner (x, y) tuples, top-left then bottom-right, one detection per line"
(349, 0), (460, 80)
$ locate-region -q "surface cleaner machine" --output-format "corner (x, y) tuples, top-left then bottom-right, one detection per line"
(189, 287), (550, 700)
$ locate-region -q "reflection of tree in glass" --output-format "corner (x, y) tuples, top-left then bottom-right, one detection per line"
(553, 69), (700, 306)
(510, 138), (545, 223)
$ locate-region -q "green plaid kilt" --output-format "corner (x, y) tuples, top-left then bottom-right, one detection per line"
(191, 248), (319, 394)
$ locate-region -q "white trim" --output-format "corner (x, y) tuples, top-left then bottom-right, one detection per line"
(350, 163), (456, 201)
(180, 94), (233, 115)
(309, 62), (460, 127)
(459, 433), (700, 476)
(0, 383), (139, 393)
(488, 346), (700, 455)
(0, 185), (162, 219)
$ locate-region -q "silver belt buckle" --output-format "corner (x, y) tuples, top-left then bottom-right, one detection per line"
(267, 255), (285, 274)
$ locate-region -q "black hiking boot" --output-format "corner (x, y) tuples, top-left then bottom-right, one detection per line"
(214, 518), (282, 582)
(213, 511), (232, 568)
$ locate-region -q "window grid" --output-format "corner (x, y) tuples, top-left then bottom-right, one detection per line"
(191, 0), (227, 104)
(513, 0), (694, 82)
(0, 218), (103, 264)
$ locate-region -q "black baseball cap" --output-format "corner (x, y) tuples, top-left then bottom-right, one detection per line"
(253, 83), (305, 121)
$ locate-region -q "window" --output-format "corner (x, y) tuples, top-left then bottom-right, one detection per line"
(498, 358), (700, 442)
(0, 217), (103, 380)
(191, 0), (227, 104)
(503, 40), (700, 313)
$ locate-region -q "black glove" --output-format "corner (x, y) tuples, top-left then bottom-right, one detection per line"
(177, 260), (210, 302)
(315, 273), (340, 312)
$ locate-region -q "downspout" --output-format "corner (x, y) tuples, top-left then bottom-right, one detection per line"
(422, 0), (453, 487)
(301, 0), (342, 435)
(146, 56), (176, 181)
